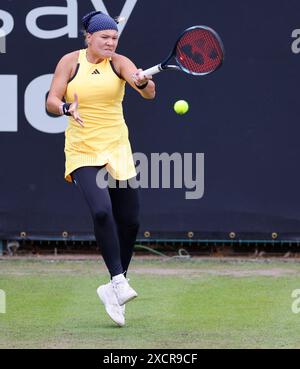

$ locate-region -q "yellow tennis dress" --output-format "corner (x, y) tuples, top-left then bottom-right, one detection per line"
(64, 49), (137, 182)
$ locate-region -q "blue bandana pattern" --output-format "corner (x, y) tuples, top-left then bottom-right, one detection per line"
(82, 11), (118, 33)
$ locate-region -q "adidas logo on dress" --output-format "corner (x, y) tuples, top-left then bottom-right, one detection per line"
(92, 69), (100, 75)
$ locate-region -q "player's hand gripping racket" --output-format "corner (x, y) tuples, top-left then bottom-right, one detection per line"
(143, 26), (224, 78)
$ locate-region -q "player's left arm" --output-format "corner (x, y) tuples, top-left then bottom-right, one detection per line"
(115, 54), (156, 99)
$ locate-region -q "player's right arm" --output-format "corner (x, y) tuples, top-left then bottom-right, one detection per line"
(46, 52), (83, 125)
(46, 52), (75, 114)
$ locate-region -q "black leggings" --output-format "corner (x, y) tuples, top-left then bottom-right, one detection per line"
(72, 166), (140, 278)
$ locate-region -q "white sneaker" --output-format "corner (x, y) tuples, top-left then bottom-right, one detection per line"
(97, 282), (125, 327)
(112, 274), (138, 306)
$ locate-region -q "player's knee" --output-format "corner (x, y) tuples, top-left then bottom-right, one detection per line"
(119, 216), (140, 231)
(129, 220), (140, 232)
(93, 207), (112, 223)
(130, 210), (140, 228)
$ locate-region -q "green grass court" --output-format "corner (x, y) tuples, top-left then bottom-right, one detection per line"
(1, 257), (300, 349)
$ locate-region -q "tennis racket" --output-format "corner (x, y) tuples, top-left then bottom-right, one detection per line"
(143, 25), (224, 78)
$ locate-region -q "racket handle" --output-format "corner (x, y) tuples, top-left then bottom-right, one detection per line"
(142, 65), (162, 78)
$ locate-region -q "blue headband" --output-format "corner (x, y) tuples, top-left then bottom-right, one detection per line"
(82, 11), (118, 33)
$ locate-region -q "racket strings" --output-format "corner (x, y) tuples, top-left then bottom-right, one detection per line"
(176, 29), (223, 74)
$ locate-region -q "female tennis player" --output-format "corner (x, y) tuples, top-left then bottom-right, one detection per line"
(46, 11), (155, 327)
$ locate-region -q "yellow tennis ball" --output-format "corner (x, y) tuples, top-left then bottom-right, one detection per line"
(174, 100), (189, 115)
